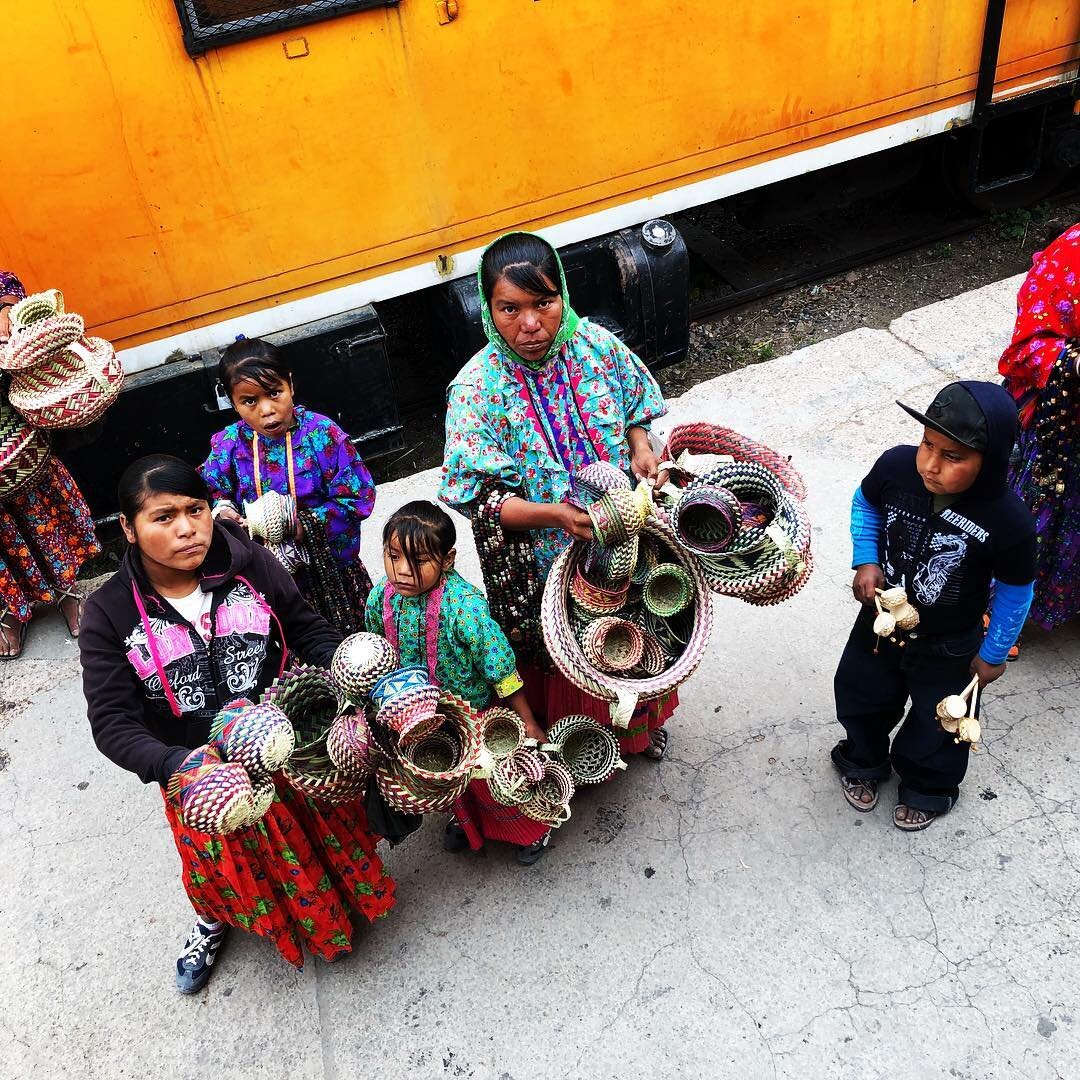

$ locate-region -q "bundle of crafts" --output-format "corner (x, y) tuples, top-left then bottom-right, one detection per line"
(0, 289), (123, 429)
(165, 697), (296, 834)
(543, 464), (713, 727)
(659, 424), (812, 606)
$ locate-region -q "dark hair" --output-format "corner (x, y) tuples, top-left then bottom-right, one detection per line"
(118, 454), (209, 520)
(481, 233), (562, 305)
(218, 337), (293, 398)
(382, 501), (456, 585)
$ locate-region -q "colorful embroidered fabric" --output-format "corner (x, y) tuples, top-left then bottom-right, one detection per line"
(0, 457), (100, 623)
(998, 223), (1080, 629)
(200, 406), (376, 567)
(0, 271), (26, 301)
(439, 235), (666, 578)
(365, 569), (522, 711)
(164, 777), (394, 969)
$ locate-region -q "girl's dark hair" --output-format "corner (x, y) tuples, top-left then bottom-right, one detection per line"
(218, 337), (293, 397)
(481, 233), (562, 304)
(383, 501), (456, 585)
(118, 454), (209, 520)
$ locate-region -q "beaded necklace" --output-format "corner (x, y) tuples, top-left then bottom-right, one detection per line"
(251, 428), (297, 501)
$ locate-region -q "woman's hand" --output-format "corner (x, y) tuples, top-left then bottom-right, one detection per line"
(970, 655), (1007, 689)
(552, 502), (594, 542)
(852, 564), (884, 604)
(627, 426), (669, 489)
(216, 505), (245, 528)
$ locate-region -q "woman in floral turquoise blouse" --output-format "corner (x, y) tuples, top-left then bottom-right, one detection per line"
(367, 500), (553, 864)
(439, 232), (676, 761)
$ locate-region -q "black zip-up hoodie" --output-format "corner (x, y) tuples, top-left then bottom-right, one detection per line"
(80, 521), (341, 787)
(860, 380), (1036, 638)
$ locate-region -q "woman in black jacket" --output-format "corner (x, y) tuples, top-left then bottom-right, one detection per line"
(80, 455), (394, 993)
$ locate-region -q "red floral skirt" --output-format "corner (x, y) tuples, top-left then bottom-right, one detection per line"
(451, 779), (551, 851)
(521, 664), (678, 755)
(163, 777), (395, 969)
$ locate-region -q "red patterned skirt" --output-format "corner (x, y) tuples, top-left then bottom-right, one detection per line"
(163, 777), (395, 969)
(521, 664), (678, 756)
(451, 779), (551, 851)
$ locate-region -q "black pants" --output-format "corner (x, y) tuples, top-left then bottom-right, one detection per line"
(832, 607), (982, 813)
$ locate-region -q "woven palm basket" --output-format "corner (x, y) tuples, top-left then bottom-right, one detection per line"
(642, 563), (694, 618)
(669, 482), (742, 554)
(542, 518), (713, 716)
(8, 336), (123, 429)
(330, 631), (399, 706)
(209, 699), (295, 778)
(167, 750), (256, 835)
(480, 706), (526, 761)
(545, 714), (626, 785)
(0, 402), (51, 500)
(520, 758), (576, 827)
(1, 310), (85, 372)
(326, 706), (374, 779)
(580, 616), (645, 674)
(488, 745), (547, 808)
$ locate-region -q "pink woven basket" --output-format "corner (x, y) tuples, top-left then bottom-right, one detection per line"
(542, 518), (713, 708)
(0, 403), (51, 500)
(8, 336), (123, 429)
(1, 311), (86, 372)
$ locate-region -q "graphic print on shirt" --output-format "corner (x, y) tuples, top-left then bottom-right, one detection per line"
(913, 532), (969, 607)
(883, 506), (925, 588)
(123, 581), (271, 712)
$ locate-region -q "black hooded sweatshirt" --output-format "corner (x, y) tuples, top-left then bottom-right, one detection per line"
(859, 380), (1036, 638)
(80, 521), (341, 787)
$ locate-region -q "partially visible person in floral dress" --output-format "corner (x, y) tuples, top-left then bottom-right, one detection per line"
(80, 455), (394, 993)
(0, 270), (100, 657)
(439, 232), (676, 761)
(999, 222), (1080, 630)
(200, 337), (376, 634)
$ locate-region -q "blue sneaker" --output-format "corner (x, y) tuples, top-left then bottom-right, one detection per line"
(175, 921), (227, 995)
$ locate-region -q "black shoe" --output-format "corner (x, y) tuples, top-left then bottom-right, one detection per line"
(176, 920), (227, 995)
(516, 832), (550, 866)
(443, 820), (469, 853)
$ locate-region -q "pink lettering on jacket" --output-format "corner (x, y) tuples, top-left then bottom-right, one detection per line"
(126, 622), (198, 680)
(215, 598), (271, 637)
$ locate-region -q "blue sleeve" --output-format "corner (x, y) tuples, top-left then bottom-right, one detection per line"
(980, 580), (1033, 664)
(850, 487), (884, 569)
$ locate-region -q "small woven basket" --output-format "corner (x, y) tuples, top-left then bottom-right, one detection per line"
(245, 776), (277, 826)
(330, 632), (399, 706)
(569, 564), (629, 616)
(570, 461), (633, 506)
(669, 483), (742, 554)
(285, 738), (368, 805)
(245, 490), (298, 544)
(1, 310), (86, 372)
(631, 630), (669, 676)
(376, 684), (442, 746)
(480, 706), (526, 761)
(0, 403), (51, 500)
(209, 699), (295, 778)
(545, 714), (625, 785)
(521, 758), (576, 827)
(642, 563), (694, 618)
(260, 663), (340, 747)
(488, 746), (547, 807)
(167, 749), (256, 835)
(8, 289), (64, 331)
(326, 707), (374, 779)
(580, 616), (645, 674)
(587, 486), (654, 548)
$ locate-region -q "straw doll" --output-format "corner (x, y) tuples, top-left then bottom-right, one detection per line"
(438, 232), (676, 761)
(200, 337), (375, 634)
(80, 456), (394, 993)
(365, 501), (553, 865)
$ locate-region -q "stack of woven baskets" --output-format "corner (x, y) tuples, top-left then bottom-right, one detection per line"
(0, 289), (123, 430)
(543, 462), (714, 727)
(659, 424), (812, 606)
(166, 697), (295, 834)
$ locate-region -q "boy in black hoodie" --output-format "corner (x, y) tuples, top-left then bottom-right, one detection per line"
(831, 381), (1035, 830)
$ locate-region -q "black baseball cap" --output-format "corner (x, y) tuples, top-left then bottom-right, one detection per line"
(896, 383), (988, 451)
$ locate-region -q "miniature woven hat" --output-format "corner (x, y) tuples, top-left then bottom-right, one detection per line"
(376, 683), (442, 746)
(167, 750), (256, 835)
(209, 699), (295, 777)
(8, 336), (123, 429)
(580, 616), (645, 674)
(330, 632), (399, 705)
(546, 714), (626, 785)
(643, 563), (694, 618)
(326, 706), (374, 778)
(260, 663), (340, 747)
(0, 400), (51, 500)
(480, 706), (526, 761)
(1, 307), (85, 372)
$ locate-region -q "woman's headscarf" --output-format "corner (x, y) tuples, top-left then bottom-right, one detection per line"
(0, 272), (26, 301)
(477, 232), (581, 370)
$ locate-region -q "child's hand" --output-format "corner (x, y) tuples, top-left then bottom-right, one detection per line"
(970, 655), (1006, 689)
(523, 717), (547, 743)
(217, 506), (245, 527)
(851, 564), (884, 604)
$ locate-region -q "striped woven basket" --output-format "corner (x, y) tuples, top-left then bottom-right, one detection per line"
(8, 336), (124, 429)
(166, 746), (257, 835)
(542, 518), (713, 718)
(209, 699), (295, 778)
(326, 706), (374, 779)
(8, 289), (65, 331)
(1, 311), (86, 372)
(480, 706), (526, 761)
(487, 745), (547, 808)
(520, 758), (576, 826)
(545, 714), (626, 785)
(0, 402), (51, 500)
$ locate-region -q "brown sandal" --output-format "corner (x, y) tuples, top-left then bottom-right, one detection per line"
(893, 804), (939, 831)
(840, 775), (879, 812)
(0, 615), (28, 660)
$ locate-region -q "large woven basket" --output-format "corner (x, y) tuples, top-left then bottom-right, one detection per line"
(0, 402), (51, 500)
(8, 336), (123, 429)
(542, 518), (713, 723)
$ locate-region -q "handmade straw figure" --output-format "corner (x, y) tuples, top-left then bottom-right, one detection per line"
(936, 674), (981, 751)
(871, 586), (921, 653)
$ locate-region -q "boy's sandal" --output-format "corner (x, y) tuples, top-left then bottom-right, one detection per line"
(0, 614), (28, 659)
(893, 805), (939, 832)
(840, 775), (879, 812)
(642, 728), (669, 762)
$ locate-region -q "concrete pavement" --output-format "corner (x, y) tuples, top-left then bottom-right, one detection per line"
(2, 272), (1078, 1080)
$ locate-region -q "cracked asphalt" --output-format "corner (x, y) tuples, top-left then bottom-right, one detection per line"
(2, 273), (1077, 1079)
